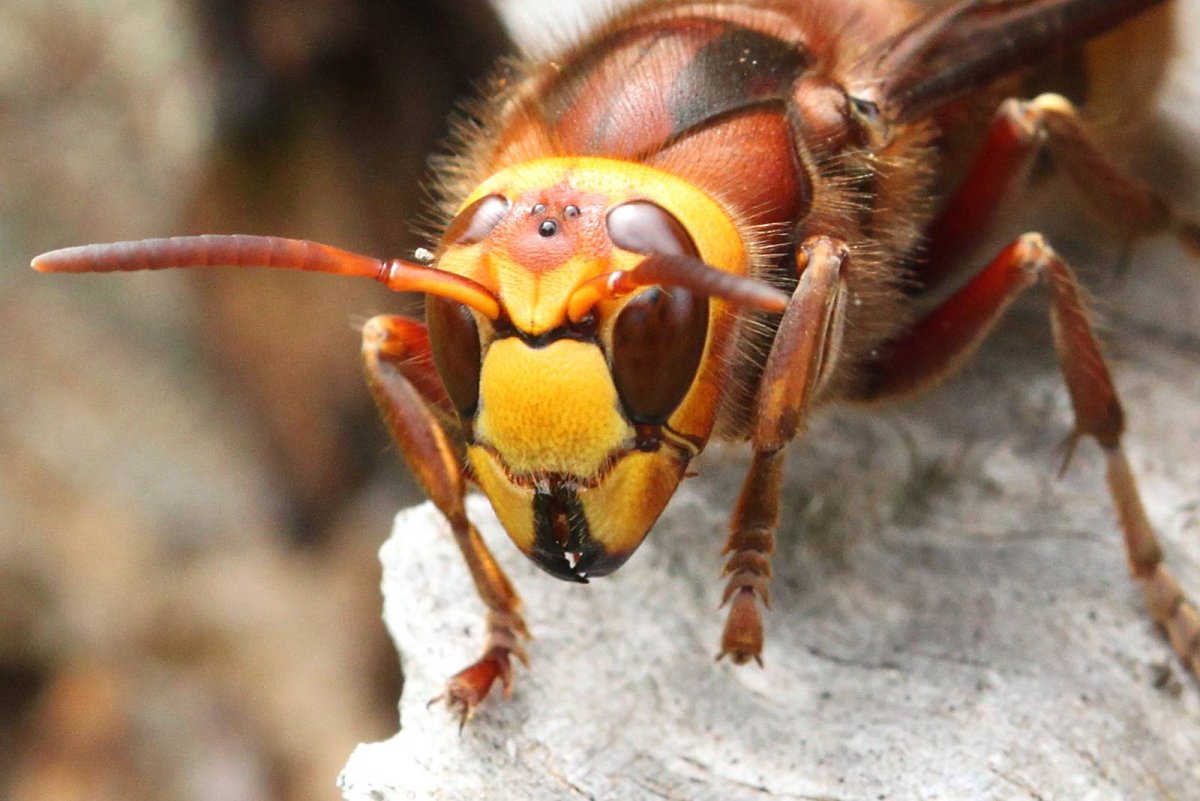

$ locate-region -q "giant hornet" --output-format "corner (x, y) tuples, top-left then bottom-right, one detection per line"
(34, 0), (1200, 722)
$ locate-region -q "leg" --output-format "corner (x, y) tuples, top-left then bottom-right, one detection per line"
(362, 315), (529, 723)
(719, 237), (849, 664)
(719, 450), (783, 665)
(863, 235), (1200, 674)
(922, 93), (1200, 291)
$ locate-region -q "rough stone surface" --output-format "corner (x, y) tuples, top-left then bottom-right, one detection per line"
(339, 302), (1200, 801)
(339, 4), (1200, 798)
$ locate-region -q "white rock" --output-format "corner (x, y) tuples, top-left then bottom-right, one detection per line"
(340, 1), (1200, 795)
(340, 310), (1200, 798)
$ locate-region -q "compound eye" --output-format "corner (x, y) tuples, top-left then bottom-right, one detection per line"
(611, 286), (709, 424)
(605, 201), (698, 257)
(426, 295), (482, 419)
(444, 194), (510, 246)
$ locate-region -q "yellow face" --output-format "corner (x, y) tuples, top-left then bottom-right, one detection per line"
(427, 157), (749, 581)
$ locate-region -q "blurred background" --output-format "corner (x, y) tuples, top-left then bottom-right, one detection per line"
(1, 1), (514, 798)
(0, 1), (1196, 800)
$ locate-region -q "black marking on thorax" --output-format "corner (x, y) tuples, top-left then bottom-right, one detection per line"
(666, 25), (809, 140)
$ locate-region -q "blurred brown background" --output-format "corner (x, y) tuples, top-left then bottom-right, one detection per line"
(1, 1), (508, 799)
(3, 1), (1199, 800)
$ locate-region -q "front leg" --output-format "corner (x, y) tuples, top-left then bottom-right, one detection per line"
(362, 315), (528, 725)
(719, 237), (849, 664)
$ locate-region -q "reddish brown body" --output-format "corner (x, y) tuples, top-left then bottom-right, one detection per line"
(432, 0), (1171, 430)
(34, 0), (1199, 723)
(439, 0), (930, 429)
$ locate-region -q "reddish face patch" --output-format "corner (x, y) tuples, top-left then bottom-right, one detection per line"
(499, 185), (613, 273)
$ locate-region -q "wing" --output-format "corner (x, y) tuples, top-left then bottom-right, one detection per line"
(853, 0), (1169, 123)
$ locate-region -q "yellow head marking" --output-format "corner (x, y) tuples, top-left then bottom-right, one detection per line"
(474, 337), (632, 478)
(434, 157), (749, 334)
(432, 157), (754, 581)
(468, 446), (536, 553)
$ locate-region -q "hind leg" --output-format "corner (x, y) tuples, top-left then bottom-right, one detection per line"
(862, 235), (1199, 673)
(921, 93), (1200, 291)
